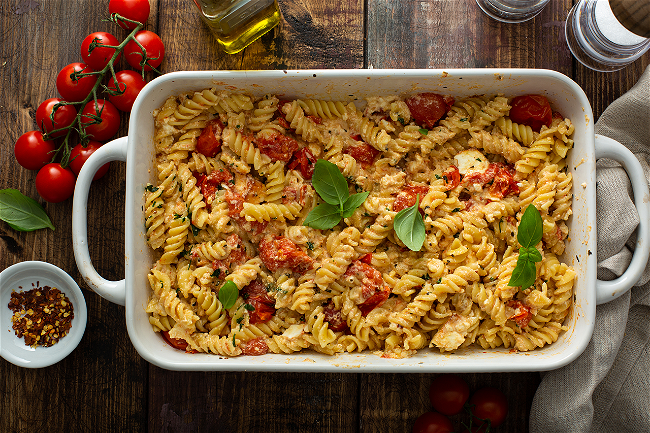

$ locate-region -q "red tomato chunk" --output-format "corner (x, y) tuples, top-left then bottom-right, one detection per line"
(506, 300), (533, 328)
(405, 93), (454, 129)
(344, 142), (379, 167)
(255, 131), (299, 162)
(344, 261), (390, 316)
(287, 147), (317, 179)
(196, 118), (224, 157)
(241, 337), (269, 355)
(323, 302), (349, 333)
(443, 166), (461, 190)
(393, 184), (429, 212)
(462, 162), (519, 198)
(509, 95), (552, 132)
(241, 280), (276, 325)
(258, 236), (313, 274)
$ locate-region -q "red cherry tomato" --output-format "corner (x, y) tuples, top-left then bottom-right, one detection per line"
(14, 131), (56, 170)
(469, 387), (509, 428)
(80, 32), (121, 71)
(109, 0), (151, 30)
(35, 163), (76, 203)
(412, 412), (454, 433)
(107, 70), (147, 112)
(56, 62), (98, 102)
(124, 30), (165, 71)
(195, 118), (224, 157)
(69, 141), (110, 180)
(509, 95), (552, 132)
(429, 374), (470, 416)
(405, 93), (455, 129)
(80, 99), (121, 141)
(35, 98), (77, 139)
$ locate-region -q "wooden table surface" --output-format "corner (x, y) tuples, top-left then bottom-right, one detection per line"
(1, 0), (648, 432)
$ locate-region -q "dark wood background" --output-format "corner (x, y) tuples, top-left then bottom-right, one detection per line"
(1, 0), (648, 431)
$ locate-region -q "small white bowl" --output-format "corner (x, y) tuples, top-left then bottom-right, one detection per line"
(0, 261), (87, 368)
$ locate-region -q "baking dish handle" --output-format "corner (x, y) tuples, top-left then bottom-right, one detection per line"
(72, 136), (128, 306)
(594, 134), (650, 304)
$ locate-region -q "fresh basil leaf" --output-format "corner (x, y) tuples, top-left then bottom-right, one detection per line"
(218, 280), (239, 309)
(508, 258), (537, 290)
(517, 205), (543, 248)
(527, 247), (542, 263)
(304, 202), (342, 230)
(311, 159), (349, 206)
(0, 189), (55, 231)
(341, 191), (369, 218)
(393, 195), (425, 251)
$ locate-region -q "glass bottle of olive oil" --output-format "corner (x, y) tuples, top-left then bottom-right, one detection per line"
(193, 0), (281, 54)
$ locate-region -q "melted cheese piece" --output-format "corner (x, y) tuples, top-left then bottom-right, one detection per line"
(454, 149), (489, 176)
(282, 324), (306, 340)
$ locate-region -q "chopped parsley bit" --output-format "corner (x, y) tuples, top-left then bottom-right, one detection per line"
(306, 241), (315, 251)
(145, 184), (159, 193)
(436, 278), (442, 284)
(422, 274), (431, 281)
(435, 174), (442, 180)
(460, 117), (468, 122)
(244, 304), (255, 311)
(191, 224), (199, 237)
(475, 158), (482, 162)
(211, 269), (221, 278)
(419, 128), (428, 135)
(236, 316), (245, 325)
(398, 116), (406, 125)
(452, 207), (460, 212)
(453, 232), (460, 238)
(363, 212), (371, 217)
(354, 184), (362, 192)
(173, 213), (182, 219)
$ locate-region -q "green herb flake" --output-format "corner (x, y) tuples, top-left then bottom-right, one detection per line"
(419, 128), (428, 135)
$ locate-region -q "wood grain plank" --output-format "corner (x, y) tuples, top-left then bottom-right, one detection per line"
(157, 0), (364, 72)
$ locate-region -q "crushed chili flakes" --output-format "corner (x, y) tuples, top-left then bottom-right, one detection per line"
(8, 283), (74, 348)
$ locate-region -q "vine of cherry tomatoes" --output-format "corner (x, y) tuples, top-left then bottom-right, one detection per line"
(14, 0), (162, 203)
(413, 375), (509, 433)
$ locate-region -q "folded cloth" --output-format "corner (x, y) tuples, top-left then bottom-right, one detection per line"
(530, 65), (650, 433)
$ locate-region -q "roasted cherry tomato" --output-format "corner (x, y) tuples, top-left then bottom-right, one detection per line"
(107, 70), (147, 112)
(255, 130), (300, 162)
(344, 261), (390, 316)
(241, 279), (276, 325)
(412, 412), (454, 433)
(469, 387), (509, 428)
(80, 32), (121, 71)
(35, 163), (76, 203)
(258, 236), (313, 273)
(287, 147), (317, 179)
(56, 62), (98, 102)
(195, 118), (224, 157)
(241, 337), (269, 355)
(69, 141), (110, 180)
(429, 374), (470, 416)
(393, 184), (430, 212)
(109, 0), (151, 30)
(14, 131), (56, 170)
(80, 99), (121, 141)
(161, 331), (193, 352)
(344, 142), (379, 167)
(509, 95), (552, 132)
(124, 30), (165, 71)
(35, 98), (77, 139)
(405, 93), (454, 129)
(323, 302), (349, 333)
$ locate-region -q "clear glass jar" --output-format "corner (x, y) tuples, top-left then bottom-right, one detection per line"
(193, 0), (281, 54)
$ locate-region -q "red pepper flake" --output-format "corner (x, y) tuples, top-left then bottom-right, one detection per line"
(8, 284), (74, 348)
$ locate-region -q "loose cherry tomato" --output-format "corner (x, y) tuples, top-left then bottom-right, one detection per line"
(405, 93), (454, 129)
(81, 32), (121, 71)
(469, 387), (508, 428)
(14, 131), (56, 170)
(160, 330), (197, 353)
(429, 374), (470, 416)
(80, 99), (121, 141)
(255, 130), (299, 162)
(35, 98), (77, 139)
(109, 0), (151, 30)
(344, 142), (379, 168)
(35, 163), (76, 203)
(509, 95), (552, 132)
(56, 62), (98, 102)
(69, 141), (110, 180)
(124, 30), (165, 71)
(107, 70), (147, 112)
(412, 412), (454, 433)
(195, 118), (224, 157)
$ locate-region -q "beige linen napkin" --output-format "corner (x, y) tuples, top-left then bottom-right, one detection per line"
(530, 65), (650, 433)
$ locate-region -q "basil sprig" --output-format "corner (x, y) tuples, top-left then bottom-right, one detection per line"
(218, 280), (239, 309)
(508, 205), (543, 290)
(0, 189), (55, 231)
(304, 159), (369, 230)
(393, 194), (425, 251)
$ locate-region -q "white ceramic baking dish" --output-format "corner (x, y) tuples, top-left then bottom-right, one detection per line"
(71, 69), (649, 372)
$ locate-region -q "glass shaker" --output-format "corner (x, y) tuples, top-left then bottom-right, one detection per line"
(193, 0), (282, 54)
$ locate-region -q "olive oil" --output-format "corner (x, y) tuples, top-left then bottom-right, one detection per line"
(194, 0), (281, 54)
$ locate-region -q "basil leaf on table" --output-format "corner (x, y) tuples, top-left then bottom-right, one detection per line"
(218, 280), (239, 309)
(311, 159), (349, 206)
(393, 195), (425, 251)
(341, 192), (370, 218)
(0, 189), (55, 231)
(303, 202), (343, 230)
